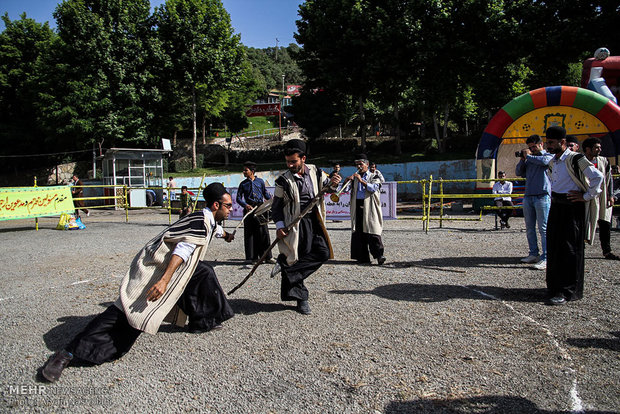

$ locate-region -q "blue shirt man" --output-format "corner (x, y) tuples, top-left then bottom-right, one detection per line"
(515, 134), (553, 268)
(236, 161), (273, 263)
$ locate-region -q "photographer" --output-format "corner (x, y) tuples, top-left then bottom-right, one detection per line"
(515, 134), (554, 269)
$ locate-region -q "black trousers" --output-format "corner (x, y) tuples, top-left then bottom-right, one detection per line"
(546, 197), (585, 301)
(351, 202), (384, 262)
(494, 200), (514, 223)
(244, 211), (272, 261)
(66, 261), (233, 365)
(278, 214), (330, 301)
(598, 219), (612, 255)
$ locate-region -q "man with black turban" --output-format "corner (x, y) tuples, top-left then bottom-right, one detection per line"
(40, 183), (236, 382)
(544, 126), (603, 305)
(271, 139), (341, 314)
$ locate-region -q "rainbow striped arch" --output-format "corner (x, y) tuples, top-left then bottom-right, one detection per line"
(476, 86), (620, 159)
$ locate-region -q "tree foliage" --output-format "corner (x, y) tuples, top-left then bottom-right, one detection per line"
(0, 14), (55, 160)
(35, 0), (159, 151)
(294, 0), (620, 153)
(154, 0), (243, 168)
(245, 44), (304, 92)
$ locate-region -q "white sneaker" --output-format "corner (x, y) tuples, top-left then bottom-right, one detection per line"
(520, 255), (539, 264)
(532, 260), (547, 270)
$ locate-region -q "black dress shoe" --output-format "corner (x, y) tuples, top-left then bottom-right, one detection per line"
(604, 252), (620, 260)
(188, 324), (223, 334)
(547, 296), (567, 306)
(42, 350), (73, 382)
(296, 300), (311, 315)
(377, 256), (386, 265)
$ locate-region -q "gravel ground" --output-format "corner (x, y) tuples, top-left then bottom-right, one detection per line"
(0, 209), (618, 413)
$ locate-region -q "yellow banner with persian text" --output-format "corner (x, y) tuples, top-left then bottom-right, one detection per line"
(0, 186), (75, 221)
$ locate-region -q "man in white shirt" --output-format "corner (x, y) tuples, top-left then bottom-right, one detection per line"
(544, 126), (604, 305)
(41, 183), (235, 382)
(492, 171), (513, 229)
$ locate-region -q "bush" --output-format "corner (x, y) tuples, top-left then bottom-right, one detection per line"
(172, 154), (205, 172)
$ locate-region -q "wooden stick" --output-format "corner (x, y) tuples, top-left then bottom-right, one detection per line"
(227, 186), (331, 295)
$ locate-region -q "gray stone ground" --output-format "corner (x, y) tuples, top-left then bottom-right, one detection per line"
(0, 209), (618, 413)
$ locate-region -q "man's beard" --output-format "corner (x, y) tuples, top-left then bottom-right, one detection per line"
(289, 164), (303, 174)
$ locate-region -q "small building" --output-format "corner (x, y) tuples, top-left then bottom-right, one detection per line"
(99, 148), (171, 207)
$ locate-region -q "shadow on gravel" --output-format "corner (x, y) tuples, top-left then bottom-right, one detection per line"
(42, 302), (114, 351)
(0, 226), (38, 233)
(566, 331), (620, 352)
(385, 395), (616, 413)
(330, 283), (548, 303)
(386, 256), (525, 270)
(228, 298), (294, 315)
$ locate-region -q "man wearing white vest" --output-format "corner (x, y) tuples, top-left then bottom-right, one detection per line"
(41, 183), (235, 382)
(582, 137), (619, 260)
(271, 139), (341, 315)
(349, 154), (386, 265)
(545, 126), (604, 305)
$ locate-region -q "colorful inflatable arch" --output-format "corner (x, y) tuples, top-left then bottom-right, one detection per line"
(475, 86), (620, 184)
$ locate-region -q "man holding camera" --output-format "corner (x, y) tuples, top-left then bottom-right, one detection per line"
(515, 134), (554, 270)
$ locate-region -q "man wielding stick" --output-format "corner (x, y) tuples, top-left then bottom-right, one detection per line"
(271, 139), (341, 314)
(41, 183), (235, 382)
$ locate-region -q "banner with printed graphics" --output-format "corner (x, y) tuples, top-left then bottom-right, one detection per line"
(0, 186), (75, 221)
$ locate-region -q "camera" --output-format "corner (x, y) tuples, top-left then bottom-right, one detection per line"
(515, 150), (523, 158)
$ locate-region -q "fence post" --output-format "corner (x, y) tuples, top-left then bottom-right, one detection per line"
(421, 180), (427, 232)
(439, 178), (444, 228)
(123, 185), (129, 223)
(34, 176), (39, 231)
(426, 175), (433, 233)
(167, 186), (172, 225)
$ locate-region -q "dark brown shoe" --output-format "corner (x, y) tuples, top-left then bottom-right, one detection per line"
(42, 350), (73, 382)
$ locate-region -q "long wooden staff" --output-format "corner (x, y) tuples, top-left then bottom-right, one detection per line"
(227, 185), (332, 295)
(190, 174), (207, 213)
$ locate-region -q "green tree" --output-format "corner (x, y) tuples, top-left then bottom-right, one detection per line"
(35, 0), (159, 151)
(155, 0), (243, 169)
(0, 13), (55, 164)
(296, 0), (379, 152)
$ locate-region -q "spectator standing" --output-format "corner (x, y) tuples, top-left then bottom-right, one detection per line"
(582, 137), (619, 260)
(515, 134), (554, 270)
(369, 162), (385, 183)
(329, 163), (342, 180)
(179, 186), (193, 219)
(349, 154), (386, 265)
(71, 174), (89, 218)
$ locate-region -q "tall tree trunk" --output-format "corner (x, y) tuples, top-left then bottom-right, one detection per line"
(393, 101), (402, 155)
(358, 96), (366, 153)
(202, 112), (206, 145)
(432, 113), (440, 151)
(192, 84), (197, 170)
(172, 130), (177, 147)
(441, 103), (450, 153)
